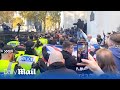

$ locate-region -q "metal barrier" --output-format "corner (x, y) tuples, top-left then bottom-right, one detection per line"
(0, 31), (37, 44)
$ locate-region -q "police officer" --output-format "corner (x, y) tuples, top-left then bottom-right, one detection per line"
(0, 45), (21, 77)
(7, 35), (20, 47)
(16, 54), (39, 71)
(32, 46), (48, 73)
(15, 41), (25, 59)
(34, 39), (43, 58)
(39, 35), (48, 45)
(16, 41), (39, 71)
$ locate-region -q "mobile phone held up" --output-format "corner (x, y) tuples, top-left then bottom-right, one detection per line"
(77, 41), (88, 63)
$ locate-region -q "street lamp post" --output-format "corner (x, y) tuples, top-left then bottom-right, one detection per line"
(34, 11), (39, 33)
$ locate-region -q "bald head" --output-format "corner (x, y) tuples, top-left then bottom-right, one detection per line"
(48, 50), (65, 65)
(90, 38), (98, 45)
(87, 34), (92, 41)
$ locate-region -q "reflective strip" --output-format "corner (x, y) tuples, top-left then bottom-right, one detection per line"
(7, 62), (12, 71)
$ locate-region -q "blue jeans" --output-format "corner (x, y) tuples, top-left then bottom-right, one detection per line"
(77, 30), (82, 40)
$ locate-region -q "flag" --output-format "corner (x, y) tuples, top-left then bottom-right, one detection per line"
(46, 44), (77, 57)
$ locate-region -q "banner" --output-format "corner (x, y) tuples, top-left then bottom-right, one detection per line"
(46, 44), (77, 57)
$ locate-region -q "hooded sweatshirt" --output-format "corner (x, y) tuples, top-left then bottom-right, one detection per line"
(109, 47), (120, 72)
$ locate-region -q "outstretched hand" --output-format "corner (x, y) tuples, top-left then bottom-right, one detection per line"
(79, 54), (104, 75)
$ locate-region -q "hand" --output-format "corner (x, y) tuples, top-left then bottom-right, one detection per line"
(90, 45), (95, 52)
(80, 54), (104, 75)
(80, 29), (83, 32)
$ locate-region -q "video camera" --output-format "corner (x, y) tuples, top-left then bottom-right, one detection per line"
(73, 19), (84, 30)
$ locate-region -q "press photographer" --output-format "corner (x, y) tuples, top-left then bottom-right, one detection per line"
(73, 19), (85, 40)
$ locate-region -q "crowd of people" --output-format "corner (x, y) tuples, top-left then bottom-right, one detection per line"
(0, 25), (120, 79)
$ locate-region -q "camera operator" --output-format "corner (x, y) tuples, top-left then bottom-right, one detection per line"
(73, 19), (84, 30)
(73, 19), (84, 40)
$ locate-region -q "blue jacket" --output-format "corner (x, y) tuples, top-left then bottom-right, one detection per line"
(109, 47), (120, 72)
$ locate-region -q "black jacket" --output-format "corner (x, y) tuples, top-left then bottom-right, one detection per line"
(48, 39), (57, 45)
(14, 64), (23, 74)
(32, 59), (47, 73)
(61, 50), (77, 71)
(73, 19), (84, 30)
(42, 46), (50, 62)
(39, 62), (79, 79)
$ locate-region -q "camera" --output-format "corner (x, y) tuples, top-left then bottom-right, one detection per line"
(73, 19), (84, 30)
(77, 41), (88, 63)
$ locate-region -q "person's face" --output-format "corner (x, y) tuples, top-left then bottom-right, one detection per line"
(8, 53), (14, 61)
(67, 45), (74, 54)
(87, 35), (92, 41)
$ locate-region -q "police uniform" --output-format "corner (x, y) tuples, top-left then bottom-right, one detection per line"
(0, 60), (18, 75)
(16, 55), (39, 71)
(39, 38), (48, 45)
(15, 51), (25, 59)
(7, 40), (20, 47)
(0, 45), (21, 77)
(34, 46), (43, 58)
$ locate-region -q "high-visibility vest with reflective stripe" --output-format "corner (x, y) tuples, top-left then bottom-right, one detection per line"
(15, 51), (25, 58)
(35, 46), (43, 58)
(33, 40), (37, 43)
(7, 41), (20, 47)
(0, 60), (17, 74)
(16, 55), (39, 71)
(45, 39), (48, 44)
(39, 38), (48, 45)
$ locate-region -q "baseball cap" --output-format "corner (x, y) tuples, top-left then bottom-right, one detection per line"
(0, 45), (18, 54)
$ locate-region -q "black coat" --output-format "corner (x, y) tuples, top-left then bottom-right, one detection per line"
(39, 62), (79, 79)
(32, 59), (47, 73)
(73, 19), (84, 30)
(61, 50), (77, 71)
(48, 39), (57, 45)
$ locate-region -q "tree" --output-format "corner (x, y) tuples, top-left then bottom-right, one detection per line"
(49, 11), (61, 29)
(20, 11), (48, 32)
(0, 11), (14, 24)
(37, 11), (48, 32)
(20, 11), (61, 32)
(12, 17), (24, 28)
(20, 11), (37, 22)
(46, 15), (53, 30)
